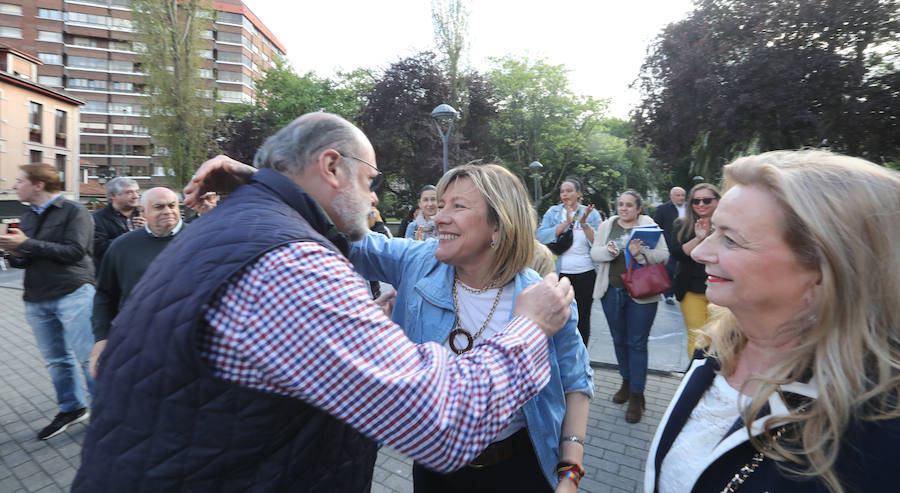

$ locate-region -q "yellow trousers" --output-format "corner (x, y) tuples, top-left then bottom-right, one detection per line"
(680, 292), (711, 358)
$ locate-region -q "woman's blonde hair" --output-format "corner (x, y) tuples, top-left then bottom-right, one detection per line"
(436, 164), (536, 286)
(531, 240), (556, 277)
(675, 182), (721, 243)
(697, 150), (900, 492)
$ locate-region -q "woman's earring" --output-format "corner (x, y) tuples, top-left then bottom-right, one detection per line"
(490, 240), (496, 249)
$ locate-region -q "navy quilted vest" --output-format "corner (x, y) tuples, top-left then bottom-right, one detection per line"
(73, 169), (377, 492)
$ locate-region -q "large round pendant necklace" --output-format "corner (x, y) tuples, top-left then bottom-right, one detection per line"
(448, 275), (504, 355)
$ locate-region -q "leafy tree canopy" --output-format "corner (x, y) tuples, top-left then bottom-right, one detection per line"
(636, 0), (900, 183)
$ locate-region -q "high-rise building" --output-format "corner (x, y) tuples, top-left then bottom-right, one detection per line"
(0, 0), (285, 179)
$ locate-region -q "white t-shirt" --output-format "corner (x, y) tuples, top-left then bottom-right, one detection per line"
(659, 375), (748, 493)
(446, 280), (526, 441)
(556, 207), (594, 274)
(675, 203), (687, 218)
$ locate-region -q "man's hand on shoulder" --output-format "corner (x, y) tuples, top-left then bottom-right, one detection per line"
(183, 155), (256, 208)
(513, 274), (575, 338)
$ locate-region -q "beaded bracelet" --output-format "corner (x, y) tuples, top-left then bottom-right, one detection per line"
(556, 461), (586, 488)
(558, 469), (581, 488)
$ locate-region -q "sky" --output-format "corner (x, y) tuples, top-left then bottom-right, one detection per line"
(242, 0), (696, 118)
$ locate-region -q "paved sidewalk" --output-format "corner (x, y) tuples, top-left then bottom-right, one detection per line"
(0, 269), (685, 492)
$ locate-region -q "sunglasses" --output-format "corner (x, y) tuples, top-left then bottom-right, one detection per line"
(341, 154), (384, 191)
(691, 197), (716, 205)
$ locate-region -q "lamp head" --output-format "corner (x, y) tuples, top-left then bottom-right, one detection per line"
(431, 104), (459, 121)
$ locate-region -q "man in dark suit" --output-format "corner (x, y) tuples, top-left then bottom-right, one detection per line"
(654, 186), (686, 304)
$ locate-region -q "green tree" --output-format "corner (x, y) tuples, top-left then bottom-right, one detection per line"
(636, 0), (900, 183)
(357, 52), (498, 214)
(216, 63), (375, 165)
(431, 0), (469, 108)
(131, 0), (216, 188)
(487, 56), (611, 210)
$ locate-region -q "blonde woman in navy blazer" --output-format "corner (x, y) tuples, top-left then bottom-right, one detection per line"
(645, 151), (900, 493)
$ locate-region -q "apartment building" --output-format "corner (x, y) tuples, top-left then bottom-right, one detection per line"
(0, 0), (285, 179)
(0, 46), (82, 206)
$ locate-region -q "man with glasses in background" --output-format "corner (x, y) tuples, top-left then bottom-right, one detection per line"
(92, 177), (144, 272)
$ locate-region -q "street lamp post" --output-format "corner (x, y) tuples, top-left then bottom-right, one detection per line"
(431, 104), (458, 175)
(529, 161), (543, 208)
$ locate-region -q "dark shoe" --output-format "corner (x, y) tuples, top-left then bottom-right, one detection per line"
(612, 379), (631, 404)
(37, 408), (89, 440)
(625, 393), (645, 424)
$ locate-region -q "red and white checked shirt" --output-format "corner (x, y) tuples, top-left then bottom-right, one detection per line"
(197, 241), (551, 472)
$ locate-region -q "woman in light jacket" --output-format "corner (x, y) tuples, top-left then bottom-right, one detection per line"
(590, 190), (668, 424)
(537, 177), (601, 347)
(353, 165), (592, 492)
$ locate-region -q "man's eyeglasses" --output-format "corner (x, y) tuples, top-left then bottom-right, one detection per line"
(691, 197), (716, 205)
(340, 154), (384, 191)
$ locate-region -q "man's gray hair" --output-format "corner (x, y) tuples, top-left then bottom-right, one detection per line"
(253, 112), (364, 177)
(106, 177), (138, 197)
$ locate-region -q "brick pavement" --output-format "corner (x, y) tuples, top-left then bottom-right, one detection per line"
(0, 270), (683, 492)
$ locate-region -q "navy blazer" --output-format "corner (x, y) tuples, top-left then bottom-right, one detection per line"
(653, 200), (680, 250)
(645, 358), (900, 492)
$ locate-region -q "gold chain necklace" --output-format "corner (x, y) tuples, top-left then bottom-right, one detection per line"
(448, 276), (504, 355)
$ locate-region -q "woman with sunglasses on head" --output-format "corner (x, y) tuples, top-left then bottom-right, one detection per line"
(405, 185), (439, 240)
(537, 177), (601, 347)
(671, 183), (721, 359)
(590, 190), (669, 424)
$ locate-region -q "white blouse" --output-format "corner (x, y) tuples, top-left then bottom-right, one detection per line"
(659, 374), (748, 493)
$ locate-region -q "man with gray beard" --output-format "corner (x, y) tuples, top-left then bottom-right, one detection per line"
(75, 112), (575, 492)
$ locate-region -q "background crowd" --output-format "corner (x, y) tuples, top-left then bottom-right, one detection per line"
(0, 112), (897, 493)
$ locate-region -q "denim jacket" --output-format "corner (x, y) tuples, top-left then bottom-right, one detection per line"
(350, 233), (593, 487)
(537, 203), (602, 273)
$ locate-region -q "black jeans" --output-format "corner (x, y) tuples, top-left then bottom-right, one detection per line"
(411, 436), (552, 492)
(561, 269), (596, 347)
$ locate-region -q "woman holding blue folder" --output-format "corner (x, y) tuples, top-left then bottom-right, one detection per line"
(590, 190), (669, 423)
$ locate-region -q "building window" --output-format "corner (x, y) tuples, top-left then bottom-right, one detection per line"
(68, 56), (107, 70)
(111, 81), (133, 92)
(69, 78), (108, 90)
(216, 11), (242, 25)
(38, 76), (63, 87)
(29, 102), (43, 143)
(56, 110), (67, 147)
(38, 53), (63, 65)
(108, 40), (131, 51)
(108, 16), (133, 30)
(0, 26), (21, 38)
(216, 31), (241, 44)
(37, 31), (63, 43)
(38, 8), (63, 20)
(218, 90), (249, 103)
(80, 143), (108, 154)
(109, 60), (134, 72)
(70, 36), (99, 48)
(56, 155), (66, 190)
(0, 3), (22, 15)
(30, 150), (43, 164)
(83, 101), (108, 113)
(197, 68), (213, 79)
(80, 122), (107, 133)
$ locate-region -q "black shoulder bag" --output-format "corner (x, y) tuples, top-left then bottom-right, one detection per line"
(546, 210), (578, 255)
